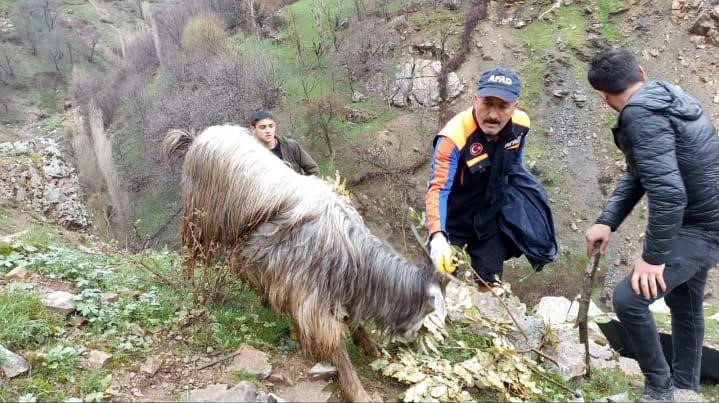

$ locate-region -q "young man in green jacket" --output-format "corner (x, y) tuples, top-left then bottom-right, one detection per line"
(249, 109), (320, 176)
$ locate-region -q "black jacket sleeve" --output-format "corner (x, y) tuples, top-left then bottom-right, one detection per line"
(596, 170), (645, 231)
(621, 107), (687, 265)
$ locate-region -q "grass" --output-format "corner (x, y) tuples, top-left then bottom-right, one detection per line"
(189, 282), (290, 353)
(570, 367), (639, 401)
(0, 289), (66, 351)
(516, 3), (587, 110)
(596, 0), (627, 41)
(131, 180), (182, 239)
(39, 114), (66, 136)
(505, 251), (590, 306)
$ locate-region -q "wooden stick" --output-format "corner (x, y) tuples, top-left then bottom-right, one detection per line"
(197, 348), (243, 370)
(575, 245), (601, 379)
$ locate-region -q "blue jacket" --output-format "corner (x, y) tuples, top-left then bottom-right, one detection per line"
(498, 165), (557, 270)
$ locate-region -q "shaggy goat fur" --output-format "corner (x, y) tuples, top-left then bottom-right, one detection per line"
(163, 125), (446, 401)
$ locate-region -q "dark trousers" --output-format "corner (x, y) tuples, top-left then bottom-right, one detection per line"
(448, 221), (519, 282)
(612, 228), (719, 392)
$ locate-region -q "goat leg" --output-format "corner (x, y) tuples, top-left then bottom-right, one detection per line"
(351, 325), (381, 359)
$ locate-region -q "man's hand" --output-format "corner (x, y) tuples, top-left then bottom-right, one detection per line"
(585, 224), (612, 257)
(430, 233), (455, 274)
(630, 257), (666, 299)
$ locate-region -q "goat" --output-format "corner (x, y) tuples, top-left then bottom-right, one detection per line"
(163, 125), (447, 401)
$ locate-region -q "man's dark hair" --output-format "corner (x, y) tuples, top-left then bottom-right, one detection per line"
(587, 48), (643, 94)
(249, 109), (275, 126)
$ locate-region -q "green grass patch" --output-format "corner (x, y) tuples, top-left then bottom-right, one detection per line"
(518, 4), (587, 55)
(570, 367), (639, 401)
(35, 88), (61, 113)
(0, 289), (66, 351)
(506, 251), (589, 306)
(39, 114), (66, 136)
(59, 0), (122, 50)
(0, 203), (16, 234)
(189, 282), (290, 353)
(19, 226), (58, 251)
(131, 180), (182, 239)
(596, 0), (626, 41)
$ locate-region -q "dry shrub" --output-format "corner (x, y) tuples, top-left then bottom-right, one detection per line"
(180, 15), (227, 56)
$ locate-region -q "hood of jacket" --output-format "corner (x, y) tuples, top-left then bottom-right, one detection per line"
(622, 80), (703, 121)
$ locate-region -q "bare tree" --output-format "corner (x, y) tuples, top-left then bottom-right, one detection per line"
(82, 26), (99, 63)
(353, 0), (366, 20)
(39, 30), (65, 71)
(39, 0), (60, 32)
(12, 2), (42, 55)
(154, 4), (190, 51)
(304, 93), (343, 158)
(333, 21), (396, 92)
(0, 44), (18, 79)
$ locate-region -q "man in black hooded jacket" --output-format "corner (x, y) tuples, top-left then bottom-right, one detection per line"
(585, 48), (719, 402)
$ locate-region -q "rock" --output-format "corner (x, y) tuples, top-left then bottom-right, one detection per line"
(596, 392), (630, 402)
(103, 292), (119, 303)
(551, 340), (586, 380)
(223, 381), (258, 402)
(226, 344), (272, 379)
(350, 91), (366, 103)
(390, 59), (465, 108)
(41, 290), (76, 315)
(535, 296), (572, 324)
(308, 362), (338, 381)
(183, 382), (281, 402)
(553, 89), (570, 98)
(84, 350), (112, 370)
(70, 316), (88, 327)
(274, 380), (331, 403)
(649, 298), (671, 314)
(5, 266), (28, 279)
(0, 344), (29, 378)
(617, 356), (642, 377)
(140, 356), (162, 376)
(572, 90), (588, 106)
(445, 0), (461, 11)
(268, 371), (295, 386)
(566, 297), (604, 323)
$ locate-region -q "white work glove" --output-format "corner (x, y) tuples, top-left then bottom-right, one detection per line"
(429, 233), (455, 274)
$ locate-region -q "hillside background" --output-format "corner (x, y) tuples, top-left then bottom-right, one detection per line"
(1, 0), (719, 400)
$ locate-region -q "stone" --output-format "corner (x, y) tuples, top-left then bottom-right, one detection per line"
(140, 356), (162, 376)
(84, 350), (112, 370)
(598, 392), (630, 402)
(226, 345), (272, 379)
(309, 362), (338, 381)
(222, 381), (258, 402)
(617, 356), (642, 377)
(274, 380), (331, 403)
(268, 371), (295, 386)
(649, 298), (671, 314)
(535, 296), (572, 324)
(390, 59), (465, 108)
(5, 266), (28, 279)
(566, 297), (604, 323)
(103, 292), (119, 303)
(0, 344), (29, 378)
(350, 91), (366, 103)
(41, 291), (76, 315)
(551, 340), (586, 380)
